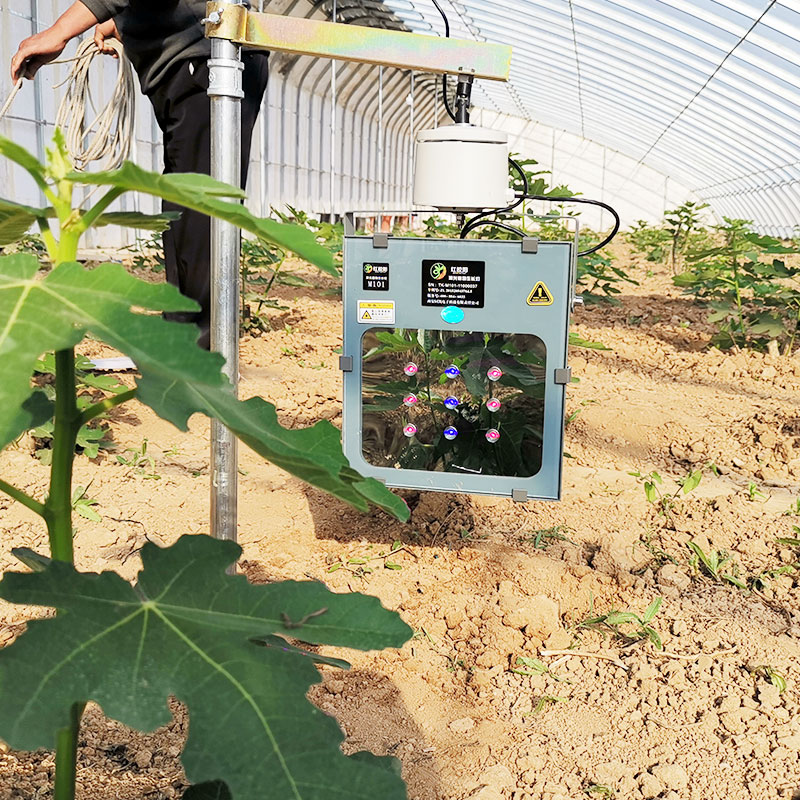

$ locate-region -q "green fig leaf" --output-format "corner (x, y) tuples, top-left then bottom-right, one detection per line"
(0, 254), (409, 519)
(0, 535), (411, 800)
(72, 162), (336, 274)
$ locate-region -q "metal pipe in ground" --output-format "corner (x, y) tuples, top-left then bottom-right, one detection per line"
(207, 12), (243, 546)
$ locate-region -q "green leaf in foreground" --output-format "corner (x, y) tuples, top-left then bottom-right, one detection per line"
(72, 162), (336, 274)
(0, 535), (412, 800)
(95, 210), (181, 233)
(0, 254), (408, 519)
(0, 198), (51, 246)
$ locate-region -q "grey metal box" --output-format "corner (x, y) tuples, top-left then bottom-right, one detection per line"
(342, 236), (574, 501)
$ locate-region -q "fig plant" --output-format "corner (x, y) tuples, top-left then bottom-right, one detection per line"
(0, 132), (411, 800)
(674, 218), (800, 352)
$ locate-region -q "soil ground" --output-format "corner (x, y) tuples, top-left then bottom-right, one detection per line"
(1, 246), (800, 800)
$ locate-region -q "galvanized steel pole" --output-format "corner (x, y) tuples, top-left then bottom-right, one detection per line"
(206, 2), (243, 545)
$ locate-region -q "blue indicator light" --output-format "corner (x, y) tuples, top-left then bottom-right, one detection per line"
(441, 306), (465, 324)
(444, 364), (461, 379)
(443, 427), (459, 440)
(444, 396), (460, 410)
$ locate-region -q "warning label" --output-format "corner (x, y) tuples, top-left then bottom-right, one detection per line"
(421, 260), (485, 308)
(527, 281), (554, 306)
(362, 262), (390, 291)
(358, 300), (396, 325)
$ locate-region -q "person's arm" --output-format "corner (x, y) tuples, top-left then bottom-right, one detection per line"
(11, 2), (99, 80)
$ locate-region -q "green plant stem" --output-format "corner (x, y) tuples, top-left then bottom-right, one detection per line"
(78, 389), (137, 426)
(44, 349), (79, 564)
(54, 702), (85, 800)
(75, 187), (124, 233)
(0, 477), (46, 517)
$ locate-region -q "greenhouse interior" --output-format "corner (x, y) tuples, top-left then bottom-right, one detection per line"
(0, 1), (799, 799)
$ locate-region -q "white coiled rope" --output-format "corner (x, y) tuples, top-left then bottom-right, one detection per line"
(1, 37), (136, 171)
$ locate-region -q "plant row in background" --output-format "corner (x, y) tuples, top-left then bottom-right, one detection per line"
(0, 132), (412, 800)
(626, 204), (800, 354)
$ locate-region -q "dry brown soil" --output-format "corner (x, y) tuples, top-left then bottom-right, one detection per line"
(1, 247), (800, 800)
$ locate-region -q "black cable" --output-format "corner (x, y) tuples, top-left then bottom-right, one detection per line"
(525, 195), (621, 256)
(461, 220), (527, 239)
(431, 0), (457, 122)
(509, 156), (529, 197)
(459, 158), (529, 239)
(461, 194), (621, 257)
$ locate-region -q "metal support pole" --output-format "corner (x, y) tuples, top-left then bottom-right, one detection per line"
(378, 66), (384, 208)
(329, 0), (337, 219)
(207, 5), (243, 544)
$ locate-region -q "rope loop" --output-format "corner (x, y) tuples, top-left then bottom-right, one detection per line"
(54, 38), (136, 171)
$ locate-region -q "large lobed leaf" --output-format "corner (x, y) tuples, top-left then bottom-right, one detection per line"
(0, 535), (411, 800)
(0, 253), (408, 519)
(73, 162), (337, 274)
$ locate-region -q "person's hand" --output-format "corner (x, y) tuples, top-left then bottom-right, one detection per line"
(10, 26), (69, 81)
(93, 19), (120, 57)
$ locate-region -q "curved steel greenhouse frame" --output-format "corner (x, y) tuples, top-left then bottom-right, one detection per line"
(0, 0), (798, 238)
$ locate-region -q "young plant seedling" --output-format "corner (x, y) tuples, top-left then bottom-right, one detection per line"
(687, 541), (747, 590)
(525, 695), (569, 715)
(116, 437), (160, 479)
(70, 485), (101, 522)
(629, 467), (703, 518)
(585, 786), (616, 798)
(782, 498), (800, 516)
(577, 597), (664, 650)
(748, 664), (788, 694)
(523, 524), (577, 550)
(0, 131), (411, 800)
(746, 481), (768, 501)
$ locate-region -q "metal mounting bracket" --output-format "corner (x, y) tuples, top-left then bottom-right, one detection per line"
(554, 367), (572, 385)
(522, 237), (539, 254)
(512, 489), (529, 503)
(203, 2), (512, 80)
(372, 233), (389, 249)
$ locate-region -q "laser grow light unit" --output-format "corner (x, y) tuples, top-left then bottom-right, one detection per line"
(341, 232), (577, 503)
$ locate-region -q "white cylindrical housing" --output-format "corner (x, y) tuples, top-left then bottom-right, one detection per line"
(413, 124), (510, 212)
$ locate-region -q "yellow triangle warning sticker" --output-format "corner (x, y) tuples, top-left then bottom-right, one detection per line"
(527, 281), (554, 306)
(361, 310), (372, 320)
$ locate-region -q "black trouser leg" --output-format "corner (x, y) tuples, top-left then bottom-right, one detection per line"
(147, 53), (269, 350)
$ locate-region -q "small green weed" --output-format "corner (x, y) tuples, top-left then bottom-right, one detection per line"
(746, 481), (767, 501)
(523, 524), (577, 550)
(116, 439), (160, 480)
(585, 786), (615, 798)
(566, 399), (598, 425)
(748, 665), (788, 694)
(71, 486), (101, 522)
(578, 597), (664, 649)
(664, 201), (710, 273)
(326, 541), (409, 575)
(525, 695), (568, 715)
(687, 541), (746, 589)
(782, 498), (800, 516)
(629, 467), (703, 516)
(510, 656), (569, 683)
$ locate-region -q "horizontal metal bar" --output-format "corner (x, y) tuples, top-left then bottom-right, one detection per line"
(204, 3), (511, 81)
